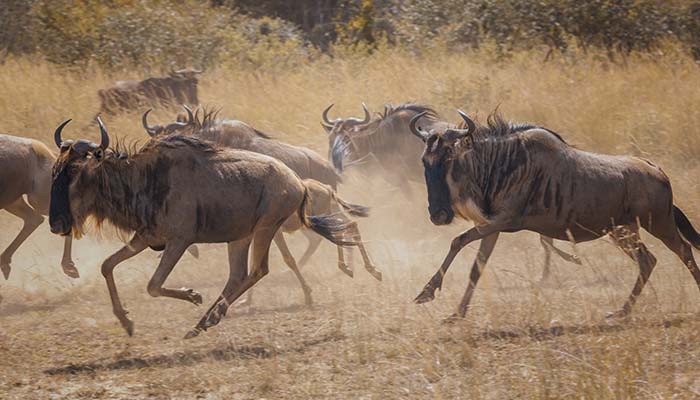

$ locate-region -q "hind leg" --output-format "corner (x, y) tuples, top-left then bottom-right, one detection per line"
(606, 225), (658, 318)
(1, 198), (44, 280)
(297, 230), (323, 268)
(274, 233), (313, 306)
(336, 245), (353, 277)
(188, 223), (281, 338)
(652, 225), (700, 290)
(346, 223), (381, 281)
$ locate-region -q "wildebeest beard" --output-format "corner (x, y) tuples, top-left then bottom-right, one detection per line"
(423, 157), (454, 225)
(49, 165), (74, 236)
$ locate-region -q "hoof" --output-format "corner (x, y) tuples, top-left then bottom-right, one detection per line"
(605, 309), (629, 319)
(61, 261), (80, 279)
(304, 293), (314, 307)
(414, 287), (436, 304)
(338, 263), (353, 278)
(1, 263), (11, 280)
(120, 317), (134, 336)
(202, 301), (228, 329)
(570, 255), (582, 265)
(182, 288), (203, 305)
(441, 313), (462, 324)
(367, 267), (382, 282)
(184, 328), (201, 340)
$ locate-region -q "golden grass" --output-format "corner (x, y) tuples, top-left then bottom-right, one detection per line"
(2, 48), (700, 398)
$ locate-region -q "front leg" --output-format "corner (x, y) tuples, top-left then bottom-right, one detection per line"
(415, 223), (506, 304)
(101, 235), (148, 336)
(60, 235), (80, 279)
(146, 239), (200, 305)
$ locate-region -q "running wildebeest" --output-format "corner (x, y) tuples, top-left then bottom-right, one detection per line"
(0, 134), (78, 303)
(323, 102), (580, 280)
(410, 110), (700, 320)
(143, 107), (379, 282)
(96, 67), (201, 117)
(50, 118), (359, 338)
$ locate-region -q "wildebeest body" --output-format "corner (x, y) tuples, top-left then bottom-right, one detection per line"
(412, 112), (700, 320)
(0, 134), (77, 292)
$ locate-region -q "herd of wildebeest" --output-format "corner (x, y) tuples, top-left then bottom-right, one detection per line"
(2, 69), (700, 339)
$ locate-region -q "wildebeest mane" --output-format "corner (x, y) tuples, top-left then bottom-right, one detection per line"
(196, 107), (273, 139)
(383, 103), (439, 121)
(464, 112), (567, 144)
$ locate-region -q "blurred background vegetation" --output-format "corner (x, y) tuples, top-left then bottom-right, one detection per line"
(2, 0), (700, 71)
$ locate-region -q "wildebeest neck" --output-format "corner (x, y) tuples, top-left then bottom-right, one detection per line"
(70, 153), (172, 236)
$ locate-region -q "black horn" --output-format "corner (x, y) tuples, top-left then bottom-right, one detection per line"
(322, 103), (339, 125)
(409, 111), (430, 142)
(96, 116), (110, 150)
(457, 110), (476, 135)
(142, 109), (160, 136)
(182, 104), (195, 125)
(54, 119), (72, 148)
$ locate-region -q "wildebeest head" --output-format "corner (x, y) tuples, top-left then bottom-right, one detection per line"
(142, 105), (195, 136)
(410, 110), (476, 225)
(49, 118), (110, 236)
(321, 103), (373, 172)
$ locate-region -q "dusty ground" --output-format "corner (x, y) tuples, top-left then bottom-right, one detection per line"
(3, 185), (700, 399)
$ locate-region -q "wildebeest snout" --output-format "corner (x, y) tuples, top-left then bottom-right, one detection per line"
(50, 216), (72, 236)
(430, 209), (453, 225)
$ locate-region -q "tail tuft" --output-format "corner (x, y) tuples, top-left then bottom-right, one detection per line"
(334, 196), (370, 218)
(674, 205), (700, 250)
(299, 187), (359, 247)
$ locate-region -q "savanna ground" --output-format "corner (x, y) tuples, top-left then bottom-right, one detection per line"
(2, 50), (700, 398)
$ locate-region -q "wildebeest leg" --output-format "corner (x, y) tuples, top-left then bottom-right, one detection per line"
(274, 233), (313, 305)
(59, 235), (79, 278)
(101, 235), (148, 336)
(0, 198), (44, 280)
(346, 223), (381, 281)
(146, 239), (202, 305)
(204, 238), (251, 318)
(446, 233), (500, 321)
(538, 235), (581, 282)
(297, 230), (323, 268)
(187, 225), (279, 338)
(415, 223), (505, 304)
(606, 225), (658, 318)
(653, 225), (700, 293)
(337, 245), (353, 277)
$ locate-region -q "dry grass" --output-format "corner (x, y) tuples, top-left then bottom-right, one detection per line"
(2, 49), (700, 399)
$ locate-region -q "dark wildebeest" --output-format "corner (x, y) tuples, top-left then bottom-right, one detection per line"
(323, 102), (580, 280)
(50, 119), (359, 338)
(143, 107), (380, 283)
(96, 67), (201, 117)
(0, 134), (78, 303)
(410, 110), (700, 320)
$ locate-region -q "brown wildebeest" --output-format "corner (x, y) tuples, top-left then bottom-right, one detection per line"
(323, 102), (580, 281)
(49, 118), (359, 338)
(96, 67), (201, 117)
(0, 134), (78, 302)
(143, 107), (377, 275)
(410, 110), (700, 321)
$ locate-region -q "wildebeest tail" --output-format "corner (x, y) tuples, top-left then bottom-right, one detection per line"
(674, 205), (700, 250)
(331, 192), (370, 218)
(299, 188), (359, 247)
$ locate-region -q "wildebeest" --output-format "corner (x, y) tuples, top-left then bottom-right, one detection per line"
(323, 102), (580, 280)
(143, 107), (378, 280)
(410, 110), (700, 320)
(96, 67), (201, 117)
(50, 118), (359, 338)
(0, 134), (78, 303)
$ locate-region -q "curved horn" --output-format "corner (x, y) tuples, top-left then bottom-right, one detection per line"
(142, 109), (160, 136)
(322, 103), (337, 125)
(360, 102), (370, 123)
(182, 104), (195, 125)
(457, 110), (476, 135)
(96, 116), (110, 150)
(408, 111), (430, 142)
(54, 119), (72, 148)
